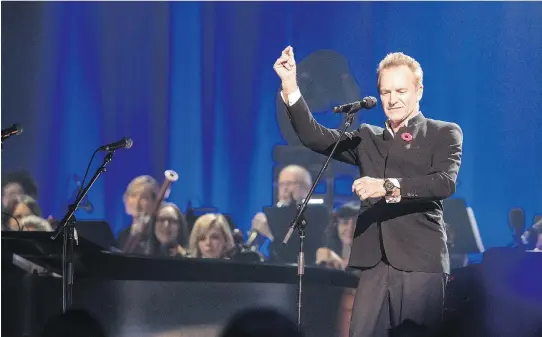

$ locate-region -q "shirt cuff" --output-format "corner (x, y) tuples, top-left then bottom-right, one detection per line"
(385, 178), (401, 203)
(280, 87), (302, 106)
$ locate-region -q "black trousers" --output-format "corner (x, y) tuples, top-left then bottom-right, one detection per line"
(349, 260), (448, 337)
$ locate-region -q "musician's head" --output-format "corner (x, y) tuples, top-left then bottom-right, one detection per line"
(123, 175), (158, 217)
(154, 202), (189, 247)
(2, 170), (38, 209)
(189, 213), (234, 259)
(324, 201), (359, 252)
(335, 201), (359, 246)
(2, 194), (42, 231)
(377, 52), (424, 126)
(277, 165), (312, 206)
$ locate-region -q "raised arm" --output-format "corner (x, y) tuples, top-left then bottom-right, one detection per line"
(274, 46), (361, 165)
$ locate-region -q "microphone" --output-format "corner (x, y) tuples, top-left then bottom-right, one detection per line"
(98, 137), (133, 152)
(333, 96), (377, 113)
(1, 124), (23, 139)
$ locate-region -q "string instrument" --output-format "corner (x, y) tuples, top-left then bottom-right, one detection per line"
(221, 228), (265, 263)
(122, 170), (179, 254)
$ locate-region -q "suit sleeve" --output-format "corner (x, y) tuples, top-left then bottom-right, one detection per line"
(397, 123), (463, 200)
(284, 92), (362, 166)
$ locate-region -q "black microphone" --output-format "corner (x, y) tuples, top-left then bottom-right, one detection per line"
(333, 96), (378, 113)
(1, 124), (23, 139)
(98, 137), (133, 152)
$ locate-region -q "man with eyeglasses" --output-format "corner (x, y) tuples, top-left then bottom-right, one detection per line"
(250, 164), (312, 241)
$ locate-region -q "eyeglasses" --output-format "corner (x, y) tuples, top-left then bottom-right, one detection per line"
(276, 181), (302, 189)
(156, 217), (180, 224)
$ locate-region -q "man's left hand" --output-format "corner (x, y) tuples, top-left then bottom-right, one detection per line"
(352, 177), (386, 200)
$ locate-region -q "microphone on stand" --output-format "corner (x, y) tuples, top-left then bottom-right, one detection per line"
(72, 174), (94, 214)
(333, 96), (377, 113)
(1, 124), (23, 145)
(98, 137), (133, 152)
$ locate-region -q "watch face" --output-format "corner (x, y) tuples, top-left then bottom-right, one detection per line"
(384, 180), (395, 192)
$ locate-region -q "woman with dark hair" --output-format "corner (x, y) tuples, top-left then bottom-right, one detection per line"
(150, 202), (190, 257)
(1, 170), (39, 209)
(1, 194), (42, 231)
(316, 201), (360, 270)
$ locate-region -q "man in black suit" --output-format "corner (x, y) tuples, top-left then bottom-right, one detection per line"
(273, 46), (463, 337)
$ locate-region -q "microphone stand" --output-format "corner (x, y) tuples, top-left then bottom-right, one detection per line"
(51, 151), (115, 312)
(281, 110), (356, 329)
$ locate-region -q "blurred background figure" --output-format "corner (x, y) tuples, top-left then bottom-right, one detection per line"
(316, 201), (359, 271)
(19, 215), (53, 232)
(2, 170), (39, 209)
(188, 213), (235, 259)
(1, 194), (42, 231)
(118, 175), (159, 252)
(249, 165), (313, 256)
(521, 216), (542, 251)
(220, 307), (304, 337)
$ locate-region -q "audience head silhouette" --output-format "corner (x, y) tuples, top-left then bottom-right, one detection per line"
(41, 309), (108, 337)
(220, 307), (303, 337)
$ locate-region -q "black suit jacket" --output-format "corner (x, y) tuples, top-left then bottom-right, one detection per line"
(285, 95), (463, 274)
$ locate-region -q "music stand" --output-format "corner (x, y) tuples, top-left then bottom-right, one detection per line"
(443, 198), (485, 254)
(74, 221), (119, 252)
(264, 204), (330, 265)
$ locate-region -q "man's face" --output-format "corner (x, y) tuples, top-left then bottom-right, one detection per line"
(278, 170), (306, 204)
(378, 65), (423, 125)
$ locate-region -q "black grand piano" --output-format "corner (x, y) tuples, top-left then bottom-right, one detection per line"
(4, 232), (542, 337)
(2, 231), (359, 337)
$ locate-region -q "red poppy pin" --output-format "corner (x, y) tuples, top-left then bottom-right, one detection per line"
(401, 132), (413, 142)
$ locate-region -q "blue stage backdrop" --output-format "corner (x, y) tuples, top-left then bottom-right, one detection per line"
(2, 2), (541, 248)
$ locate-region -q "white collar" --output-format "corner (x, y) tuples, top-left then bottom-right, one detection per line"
(385, 111), (420, 136)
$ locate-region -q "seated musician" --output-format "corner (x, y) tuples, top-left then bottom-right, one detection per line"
(249, 164), (312, 246)
(522, 217), (542, 251)
(1, 170), (39, 210)
(151, 202), (190, 257)
(316, 201), (358, 270)
(1, 194), (43, 231)
(188, 213), (235, 259)
(117, 175), (159, 252)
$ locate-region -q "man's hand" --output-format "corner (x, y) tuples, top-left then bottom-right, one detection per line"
(251, 212), (274, 241)
(316, 247), (347, 270)
(273, 46), (298, 94)
(352, 177), (386, 200)
(130, 215), (150, 235)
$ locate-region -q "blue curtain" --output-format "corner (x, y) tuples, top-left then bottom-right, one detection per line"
(2, 2), (541, 248)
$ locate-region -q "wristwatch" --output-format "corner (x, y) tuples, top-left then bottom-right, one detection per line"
(383, 179), (396, 196)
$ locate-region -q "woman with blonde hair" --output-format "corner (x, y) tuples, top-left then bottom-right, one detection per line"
(188, 213), (234, 259)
